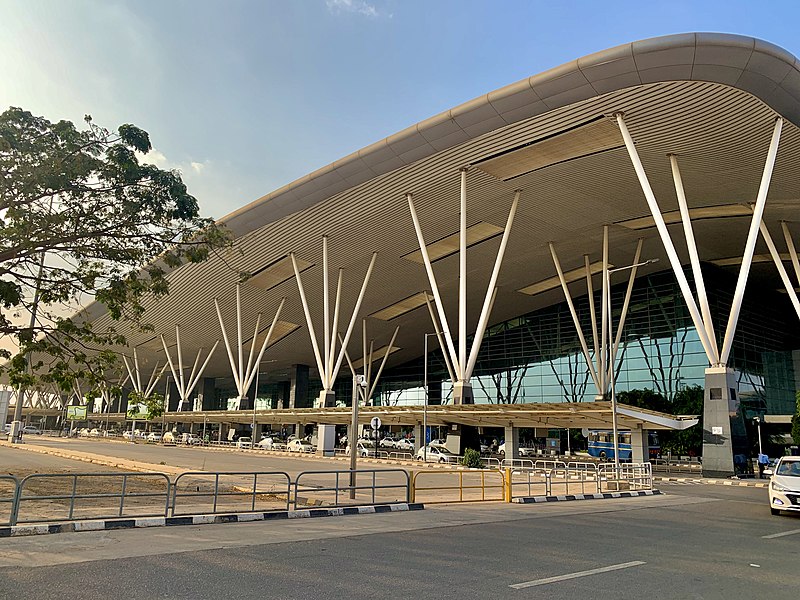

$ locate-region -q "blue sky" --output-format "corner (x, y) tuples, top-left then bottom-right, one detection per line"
(3, 0), (800, 219)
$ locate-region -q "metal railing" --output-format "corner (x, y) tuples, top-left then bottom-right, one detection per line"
(295, 468), (409, 508)
(13, 472), (171, 524)
(172, 471), (292, 515)
(0, 475), (20, 526)
(410, 469), (505, 503)
(598, 462), (653, 492)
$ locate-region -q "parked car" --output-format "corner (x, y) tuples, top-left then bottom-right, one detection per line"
(287, 439), (314, 453)
(22, 426), (42, 435)
(179, 433), (201, 445)
(88, 428), (101, 437)
(146, 432), (162, 443)
(415, 445), (458, 463)
(347, 440), (376, 457)
(379, 436), (397, 449)
(767, 456), (800, 516)
(236, 436), (253, 449)
(429, 438), (447, 448)
(257, 436), (275, 450)
(395, 438), (415, 452)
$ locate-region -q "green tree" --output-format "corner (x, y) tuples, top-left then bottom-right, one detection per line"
(126, 390), (165, 421)
(616, 386), (704, 456)
(0, 107), (229, 391)
(792, 390), (800, 446)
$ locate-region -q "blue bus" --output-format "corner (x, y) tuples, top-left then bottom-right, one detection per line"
(587, 430), (660, 461)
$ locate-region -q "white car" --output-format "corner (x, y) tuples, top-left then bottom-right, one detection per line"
(287, 439), (314, 453)
(395, 438), (415, 452)
(348, 440), (376, 457)
(146, 432), (162, 443)
(379, 437), (397, 449)
(429, 438), (447, 448)
(415, 444), (458, 463)
(236, 437), (252, 449)
(497, 442), (535, 457)
(767, 456), (800, 516)
(22, 425), (42, 435)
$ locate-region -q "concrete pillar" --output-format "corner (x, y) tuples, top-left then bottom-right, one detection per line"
(288, 365), (309, 409)
(452, 382), (474, 405)
(702, 367), (739, 477)
(252, 424), (261, 444)
(217, 424), (223, 442)
(503, 425), (519, 459)
(630, 426), (648, 464)
(413, 424), (423, 453)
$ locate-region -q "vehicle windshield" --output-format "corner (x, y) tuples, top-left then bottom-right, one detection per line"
(776, 461), (800, 477)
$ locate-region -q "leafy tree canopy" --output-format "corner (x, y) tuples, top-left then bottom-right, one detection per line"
(0, 107), (229, 391)
(617, 386), (704, 456)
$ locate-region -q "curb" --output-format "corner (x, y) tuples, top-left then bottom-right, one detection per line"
(512, 489), (662, 504)
(654, 476), (768, 488)
(0, 502), (425, 538)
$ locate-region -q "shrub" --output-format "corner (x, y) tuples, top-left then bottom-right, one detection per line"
(460, 447), (485, 469)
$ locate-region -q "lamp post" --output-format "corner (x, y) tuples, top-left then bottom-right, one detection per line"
(606, 258), (659, 469)
(753, 416), (763, 456)
(423, 333), (438, 462)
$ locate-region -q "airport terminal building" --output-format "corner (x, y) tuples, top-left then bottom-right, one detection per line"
(13, 33), (800, 475)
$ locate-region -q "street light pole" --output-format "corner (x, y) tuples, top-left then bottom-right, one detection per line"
(754, 416), (763, 456)
(606, 258), (659, 469)
(423, 333), (438, 462)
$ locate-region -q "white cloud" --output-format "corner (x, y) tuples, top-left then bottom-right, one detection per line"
(190, 161), (205, 174)
(140, 149), (170, 169)
(326, 0), (383, 18)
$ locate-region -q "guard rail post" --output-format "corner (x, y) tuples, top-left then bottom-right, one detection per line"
(409, 470), (415, 503)
(504, 467), (512, 502)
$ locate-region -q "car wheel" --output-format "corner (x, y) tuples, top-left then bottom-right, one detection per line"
(439, 457), (446, 463)
(499, 450), (505, 457)
(771, 507), (781, 516)
(599, 451), (607, 459)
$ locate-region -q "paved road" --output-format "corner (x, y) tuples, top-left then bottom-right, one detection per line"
(0, 444), (126, 474)
(0, 481), (797, 599)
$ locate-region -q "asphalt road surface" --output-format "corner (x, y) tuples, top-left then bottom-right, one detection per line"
(0, 479), (797, 600)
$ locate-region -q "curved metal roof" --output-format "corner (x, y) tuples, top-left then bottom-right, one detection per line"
(87, 32), (800, 385)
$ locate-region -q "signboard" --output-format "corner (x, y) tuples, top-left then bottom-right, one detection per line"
(711, 426), (723, 435)
(66, 405), (88, 420)
(370, 416), (381, 430)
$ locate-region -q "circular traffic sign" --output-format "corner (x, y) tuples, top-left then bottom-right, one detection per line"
(370, 416), (381, 430)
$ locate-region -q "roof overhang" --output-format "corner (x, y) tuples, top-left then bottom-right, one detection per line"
(70, 32), (800, 386)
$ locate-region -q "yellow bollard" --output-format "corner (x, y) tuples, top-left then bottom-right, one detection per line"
(504, 467), (512, 502)
(409, 470), (415, 503)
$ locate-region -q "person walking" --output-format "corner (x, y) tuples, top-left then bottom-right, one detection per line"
(757, 452), (770, 478)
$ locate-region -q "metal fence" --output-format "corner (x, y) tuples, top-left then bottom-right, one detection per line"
(171, 471), (292, 516)
(295, 468), (409, 507)
(0, 468), (412, 525)
(13, 472), (171, 525)
(411, 469), (505, 503)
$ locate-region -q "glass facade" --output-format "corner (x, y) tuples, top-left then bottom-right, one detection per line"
(372, 267), (800, 416)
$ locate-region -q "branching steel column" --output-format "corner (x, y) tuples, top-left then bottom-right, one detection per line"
(720, 118), (782, 365)
(760, 220), (800, 321)
(408, 193), (461, 377)
(424, 294), (457, 384)
(330, 252), (377, 389)
(616, 113), (717, 365)
(670, 154), (718, 359)
(585, 254), (600, 380)
(291, 253), (328, 387)
(459, 168), (468, 376)
(607, 238), (643, 385)
(782, 221), (800, 288)
(464, 190), (519, 381)
(549, 242), (601, 392)
(600, 225), (609, 393)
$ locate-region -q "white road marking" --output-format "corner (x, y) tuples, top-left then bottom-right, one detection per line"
(509, 561), (646, 589)
(762, 528), (800, 539)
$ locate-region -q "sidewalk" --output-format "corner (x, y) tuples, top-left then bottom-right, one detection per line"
(654, 475), (768, 488)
